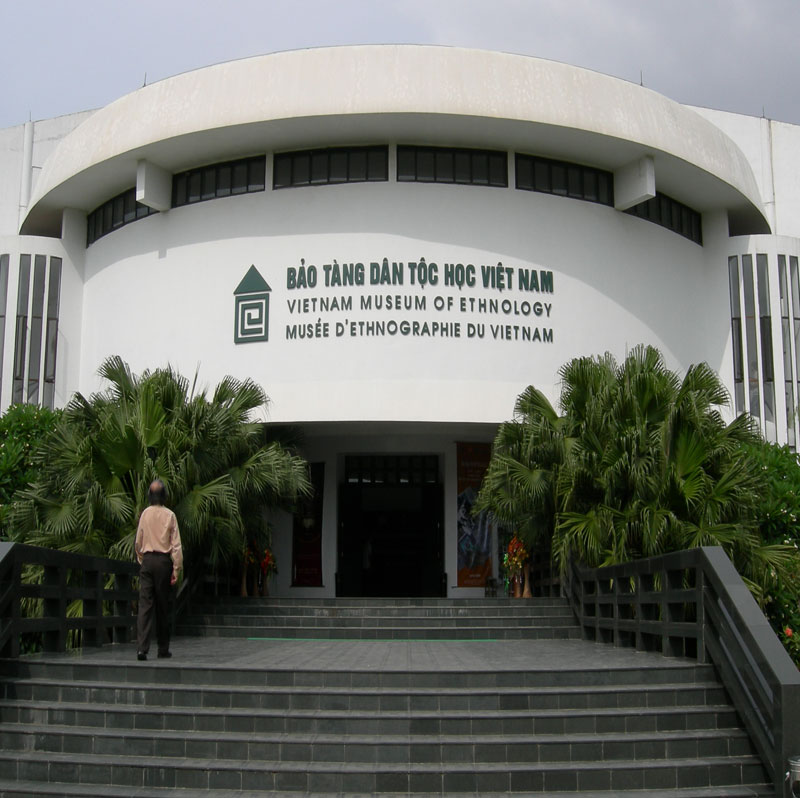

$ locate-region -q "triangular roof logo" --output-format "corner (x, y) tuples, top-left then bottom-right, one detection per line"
(234, 265), (271, 295)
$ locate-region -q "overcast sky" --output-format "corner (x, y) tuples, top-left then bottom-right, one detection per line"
(2, 0), (799, 130)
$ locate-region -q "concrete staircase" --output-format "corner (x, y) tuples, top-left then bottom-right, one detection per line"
(0, 597), (774, 797)
(176, 596), (583, 640)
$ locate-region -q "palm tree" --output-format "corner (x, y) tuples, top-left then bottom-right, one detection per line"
(10, 356), (311, 579)
(477, 345), (799, 601)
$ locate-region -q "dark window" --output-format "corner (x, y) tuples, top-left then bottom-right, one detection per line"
(330, 151), (348, 182)
(624, 192), (703, 246)
(13, 255), (31, 403)
(516, 153), (613, 208)
(42, 257), (62, 410)
(397, 146), (508, 187)
(201, 166), (216, 200)
(123, 192), (136, 223)
(247, 158), (265, 191)
(348, 150), (367, 181)
(273, 156), (293, 188)
(345, 454), (438, 486)
(396, 148), (415, 181)
(273, 146), (388, 189)
(26, 255), (46, 405)
(187, 171), (201, 203)
(217, 164), (232, 196)
(87, 188), (157, 246)
(171, 156), (266, 207)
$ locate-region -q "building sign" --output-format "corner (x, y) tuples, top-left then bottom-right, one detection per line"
(234, 257), (554, 347)
(234, 265), (271, 343)
(456, 442), (492, 588)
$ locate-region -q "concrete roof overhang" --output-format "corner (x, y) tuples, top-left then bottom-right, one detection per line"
(21, 45), (769, 237)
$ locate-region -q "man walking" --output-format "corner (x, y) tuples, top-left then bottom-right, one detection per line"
(135, 479), (182, 661)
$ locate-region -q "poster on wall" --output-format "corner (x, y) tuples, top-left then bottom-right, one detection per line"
(291, 462), (324, 586)
(456, 442), (492, 587)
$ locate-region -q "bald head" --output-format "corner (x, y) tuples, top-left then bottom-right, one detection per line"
(148, 480), (167, 506)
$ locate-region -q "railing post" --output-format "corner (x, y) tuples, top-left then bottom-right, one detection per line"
(7, 553), (21, 659)
(695, 560), (707, 664)
(42, 562), (66, 653)
(778, 682), (800, 798)
(114, 571), (133, 644)
(82, 567), (103, 648)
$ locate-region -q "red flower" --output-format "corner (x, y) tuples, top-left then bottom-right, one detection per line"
(786, 627), (793, 638)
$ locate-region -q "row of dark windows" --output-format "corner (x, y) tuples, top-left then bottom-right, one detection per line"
(173, 156), (266, 207)
(397, 146), (507, 187)
(515, 154), (613, 206)
(345, 454), (439, 485)
(87, 188), (158, 245)
(274, 147), (387, 187)
(87, 146), (703, 246)
(624, 192), (702, 245)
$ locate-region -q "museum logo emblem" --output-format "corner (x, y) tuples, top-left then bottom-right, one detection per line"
(234, 265), (272, 344)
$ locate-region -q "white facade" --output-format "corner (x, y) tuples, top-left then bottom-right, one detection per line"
(2, 46), (798, 597)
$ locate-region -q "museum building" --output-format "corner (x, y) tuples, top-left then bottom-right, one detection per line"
(1, 45), (799, 598)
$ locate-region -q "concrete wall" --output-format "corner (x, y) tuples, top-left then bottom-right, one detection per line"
(0, 111), (95, 237)
(76, 175), (723, 426)
(693, 107), (800, 239)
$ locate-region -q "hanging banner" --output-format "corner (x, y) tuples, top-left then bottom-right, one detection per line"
(456, 442), (492, 587)
(291, 462), (324, 586)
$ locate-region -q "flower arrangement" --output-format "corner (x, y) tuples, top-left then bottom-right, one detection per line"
(261, 547), (277, 577)
(241, 542), (277, 596)
(503, 535), (529, 578)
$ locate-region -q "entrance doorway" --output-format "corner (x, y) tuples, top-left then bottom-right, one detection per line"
(337, 455), (444, 597)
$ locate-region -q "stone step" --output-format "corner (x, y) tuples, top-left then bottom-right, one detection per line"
(189, 601), (575, 617)
(0, 698), (742, 736)
(181, 612), (577, 629)
(180, 613), (578, 627)
(202, 597), (570, 607)
(0, 722), (758, 763)
(2, 657), (719, 689)
(0, 750), (770, 794)
(2, 676), (728, 712)
(0, 782), (777, 798)
(0, 622), (774, 795)
(176, 623), (584, 640)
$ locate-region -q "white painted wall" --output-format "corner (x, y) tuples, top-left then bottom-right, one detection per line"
(692, 107), (800, 239)
(0, 112), (95, 237)
(78, 180), (724, 426)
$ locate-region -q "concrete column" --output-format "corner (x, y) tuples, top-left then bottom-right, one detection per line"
(61, 208), (88, 279)
(17, 121), (34, 230)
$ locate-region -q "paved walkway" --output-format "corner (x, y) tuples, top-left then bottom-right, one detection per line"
(34, 636), (693, 673)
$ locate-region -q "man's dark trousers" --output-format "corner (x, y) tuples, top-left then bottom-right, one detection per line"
(137, 552), (172, 655)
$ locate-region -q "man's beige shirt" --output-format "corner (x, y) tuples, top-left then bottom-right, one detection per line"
(135, 505), (183, 574)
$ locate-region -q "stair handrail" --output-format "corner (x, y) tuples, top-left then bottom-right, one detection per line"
(565, 545), (800, 798)
(0, 541), (139, 659)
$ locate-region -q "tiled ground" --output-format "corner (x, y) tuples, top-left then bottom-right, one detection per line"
(29, 636), (693, 673)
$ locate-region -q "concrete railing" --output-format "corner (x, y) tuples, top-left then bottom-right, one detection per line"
(0, 542), (139, 658)
(565, 546), (800, 797)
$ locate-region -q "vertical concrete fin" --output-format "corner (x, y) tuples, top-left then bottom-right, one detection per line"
(613, 156), (656, 211)
(136, 159), (172, 212)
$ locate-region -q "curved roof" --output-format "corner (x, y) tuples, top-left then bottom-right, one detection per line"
(22, 45), (768, 236)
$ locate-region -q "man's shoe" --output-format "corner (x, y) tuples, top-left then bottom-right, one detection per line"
(137, 652), (147, 661)
(157, 651), (172, 659)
